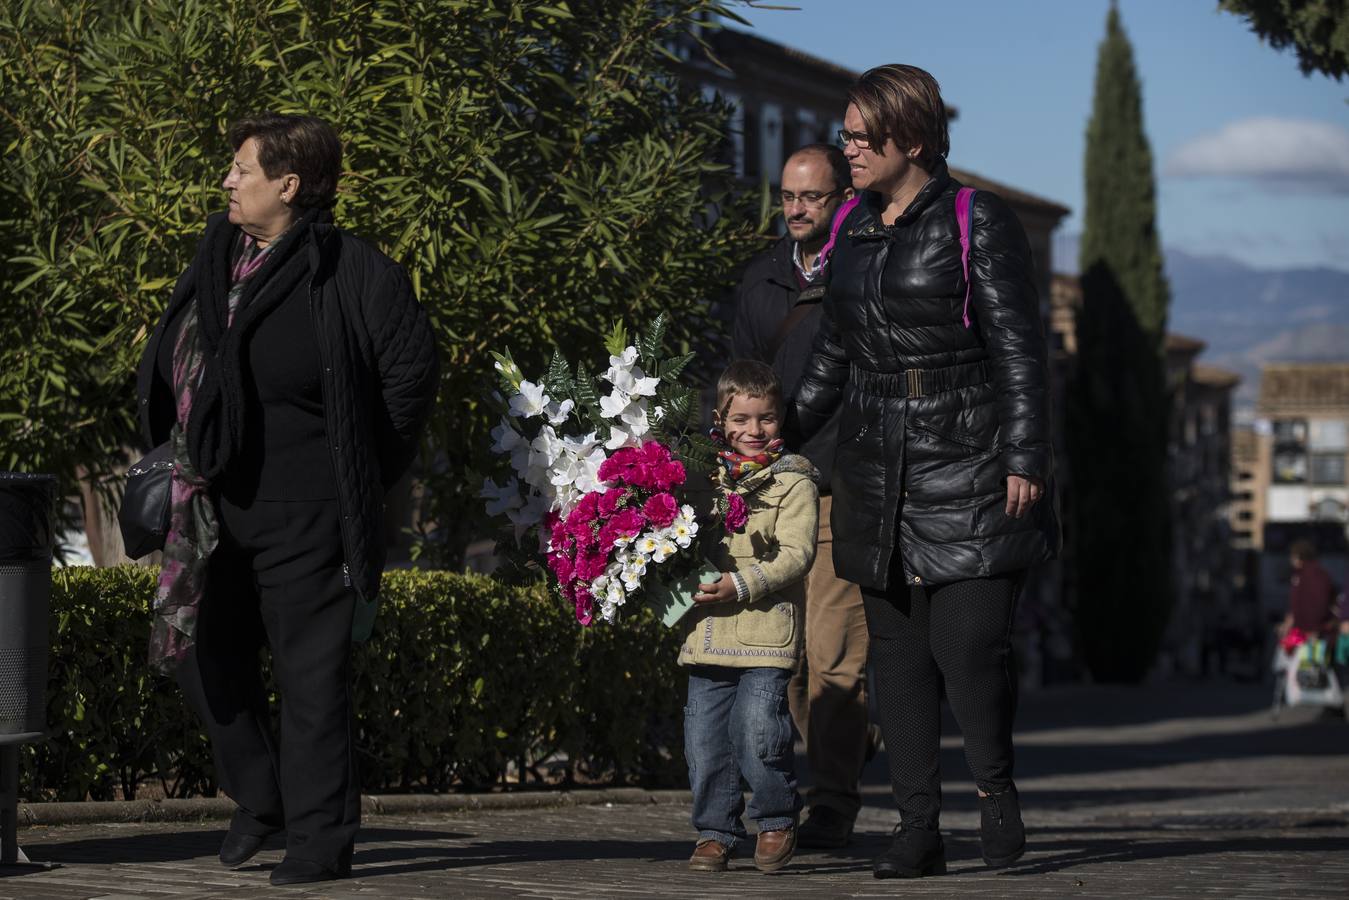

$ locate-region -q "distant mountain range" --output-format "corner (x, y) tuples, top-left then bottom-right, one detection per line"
(1051, 234), (1349, 410)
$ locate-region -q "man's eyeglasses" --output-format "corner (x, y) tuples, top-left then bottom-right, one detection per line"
(837, 128), (879, 150)
(780, 189), (841, 209)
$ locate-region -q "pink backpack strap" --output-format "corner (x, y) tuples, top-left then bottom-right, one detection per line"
(956, 187), (975, 328)
(815, 195), (862, 271)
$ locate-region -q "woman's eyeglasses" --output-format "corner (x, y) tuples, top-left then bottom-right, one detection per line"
(837, 129), (879, 150)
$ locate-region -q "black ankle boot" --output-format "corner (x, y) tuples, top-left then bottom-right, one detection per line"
(979, 785), (1026, 868)
(873, 826), (946, 879)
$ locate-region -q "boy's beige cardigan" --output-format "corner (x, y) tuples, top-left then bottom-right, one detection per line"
(678, 453), (820, 670)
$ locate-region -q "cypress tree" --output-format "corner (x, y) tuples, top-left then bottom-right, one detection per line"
(1069, 2), (1174, 682)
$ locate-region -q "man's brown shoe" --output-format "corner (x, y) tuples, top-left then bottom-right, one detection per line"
(688, 839), (731, 872)
(754, 826), (796, 873)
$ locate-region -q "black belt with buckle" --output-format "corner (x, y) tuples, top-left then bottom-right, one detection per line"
(848, 359), (990, 398)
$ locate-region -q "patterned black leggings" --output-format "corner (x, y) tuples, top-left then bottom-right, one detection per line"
(861, 570), (1023, 831)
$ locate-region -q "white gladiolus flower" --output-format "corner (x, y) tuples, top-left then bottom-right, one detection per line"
(619, 397), (649, 428)
(529, 426), (562, 470)
(480, 477), (523, 516)
(599, 390), (630, 420)
(544, 397), (575, 426)
(604, 424), (643, 451)
(506, 492), (548, 541)
(508, 380), (549, 418)
(571, 446), (609, 496)
(490, 417), (524, 455)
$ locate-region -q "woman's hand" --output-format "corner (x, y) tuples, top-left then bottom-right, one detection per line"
(1005, 474), (1044, 519)
(695, 573), (737, 604)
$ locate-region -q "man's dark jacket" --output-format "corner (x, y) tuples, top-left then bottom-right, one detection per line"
(137, 212), (440, 603)
(793, 160), (1059, 591)
(732, 236), (838, 488)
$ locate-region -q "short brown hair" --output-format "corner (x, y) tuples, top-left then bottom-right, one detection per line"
(1290, 538), (1318, 562)
(847, 64), (950, 171)
(228, 113), (342, 209)
(716, 359), (783, 422)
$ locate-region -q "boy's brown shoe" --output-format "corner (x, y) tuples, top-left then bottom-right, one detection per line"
(688, 839), (731, 872)
(754, 826), (796, 873)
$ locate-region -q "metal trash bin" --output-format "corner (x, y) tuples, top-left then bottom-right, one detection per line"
(0, 472), (55, 869)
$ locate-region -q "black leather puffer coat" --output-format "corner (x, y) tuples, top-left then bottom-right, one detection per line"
(793, 160), (1059, 591)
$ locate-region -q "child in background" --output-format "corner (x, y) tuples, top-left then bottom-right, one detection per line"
(680, 359), (820, 873)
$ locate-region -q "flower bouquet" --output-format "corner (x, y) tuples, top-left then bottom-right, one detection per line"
(481, 316), (735, 626)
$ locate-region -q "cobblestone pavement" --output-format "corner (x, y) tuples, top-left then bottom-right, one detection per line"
(5, 683), (1349, 899)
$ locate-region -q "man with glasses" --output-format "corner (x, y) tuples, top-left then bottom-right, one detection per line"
(732, 144), (873, 849)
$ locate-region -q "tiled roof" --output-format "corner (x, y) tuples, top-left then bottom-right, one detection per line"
(1193, 364), (1241, 389)
(1165, 333), (1207, 355)
(1258, 363), (1349, 412)
(949, 167), (1071, 218)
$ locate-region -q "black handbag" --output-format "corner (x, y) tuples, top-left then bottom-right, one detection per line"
(1297, 665), (1330, 692)
(119, 442), (174, 558)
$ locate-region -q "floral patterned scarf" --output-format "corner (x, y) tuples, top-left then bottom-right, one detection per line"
(709, 427), (785, 481)
(149, 232), (279, 673)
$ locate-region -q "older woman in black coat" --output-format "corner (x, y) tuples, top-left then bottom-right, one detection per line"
(793, 65), (1059, 879)
(136, 113), (438, 885)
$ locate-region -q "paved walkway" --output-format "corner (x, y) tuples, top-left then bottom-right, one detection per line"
(5, 683), (1349, 899)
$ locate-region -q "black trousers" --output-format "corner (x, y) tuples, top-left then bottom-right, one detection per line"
(861, 566), (1023, 831)
(176, 496), (359, 867)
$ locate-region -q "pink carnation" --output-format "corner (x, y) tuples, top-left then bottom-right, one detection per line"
(642, 492), (679, 528)
(724, 492), (749, 533)
(641, 441), (672, 465)
(626, 463), (657, 489)
(652, 460), (686, 491)
(574, 586), (594, 626)
(599, 508), (645, 549)
(547, 552), (574, 584)
(598, 447), (643, 484)
(570, 491), (600, 524)
(573, 549), (609, 583)
(599, 488), (627, 517)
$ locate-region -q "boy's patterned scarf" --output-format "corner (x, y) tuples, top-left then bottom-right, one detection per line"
(709, 427), (784, 481)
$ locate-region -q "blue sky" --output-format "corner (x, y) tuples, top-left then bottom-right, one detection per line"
(732, 0), (1349, 272)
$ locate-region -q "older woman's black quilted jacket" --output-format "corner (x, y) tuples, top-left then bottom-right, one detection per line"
(137, 213), (440, 603)
(793, 161), (1059, 591)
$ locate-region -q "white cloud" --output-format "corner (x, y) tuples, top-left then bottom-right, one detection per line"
(1164, 117), (1349, 192)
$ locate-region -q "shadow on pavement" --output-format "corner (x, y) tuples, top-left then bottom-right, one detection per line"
(1004, 832), (1349, 876)
(858, 785), (1247, 816)
(847, 717), (1346, 788)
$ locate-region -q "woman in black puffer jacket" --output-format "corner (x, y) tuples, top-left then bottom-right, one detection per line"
(792, 65), (1059, 879)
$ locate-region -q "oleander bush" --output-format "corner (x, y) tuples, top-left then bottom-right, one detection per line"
(21, 565), (687, 801)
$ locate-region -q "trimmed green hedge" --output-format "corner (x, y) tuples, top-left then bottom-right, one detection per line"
(21, 566), (686, 801)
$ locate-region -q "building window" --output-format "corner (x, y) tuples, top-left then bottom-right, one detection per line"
(1310, 420), (1348, 452)
(1310, 452), (1346, 486)
(1237, 509), (1253, 521)
(1272, 418), (1308, 484)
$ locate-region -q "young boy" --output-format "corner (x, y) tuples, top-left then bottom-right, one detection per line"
(680, 359), (820, 873)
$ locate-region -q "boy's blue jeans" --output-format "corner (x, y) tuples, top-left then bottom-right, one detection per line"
(684, 665), (801, 849)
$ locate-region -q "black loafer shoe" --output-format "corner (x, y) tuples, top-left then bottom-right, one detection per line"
(873, 826), (946, 879)
(219, 829), (279, 868)
(269, 846), (353, 886)
(797, 806), (855, 849)
(979, 785), (1026, 868)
